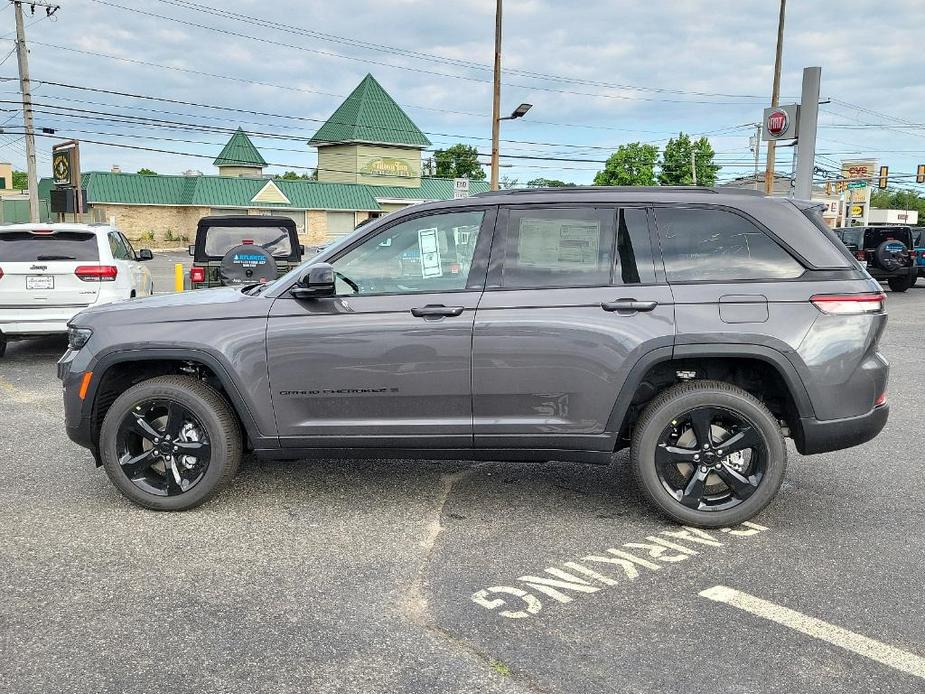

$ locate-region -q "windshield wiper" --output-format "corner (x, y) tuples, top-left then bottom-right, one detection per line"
(36, 254), (77, 261)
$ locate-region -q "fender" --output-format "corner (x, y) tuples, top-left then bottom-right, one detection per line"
(604, 343), (815, 445)
(84, 347), (273, 447)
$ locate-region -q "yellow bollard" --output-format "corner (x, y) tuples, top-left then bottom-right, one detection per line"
(174, 263), (185, 292)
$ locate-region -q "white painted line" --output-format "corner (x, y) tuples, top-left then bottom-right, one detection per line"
(699, 585), (925, 681)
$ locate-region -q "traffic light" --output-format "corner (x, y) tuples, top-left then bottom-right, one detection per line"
(917, 164), (925, 184)
(878, 166), (889, 189)
(825, 181), (832, 196)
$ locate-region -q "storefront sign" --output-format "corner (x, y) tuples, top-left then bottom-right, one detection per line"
(361, 157), (414, 178)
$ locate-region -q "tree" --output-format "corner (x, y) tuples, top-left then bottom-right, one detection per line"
(433, 144), (486, 180)
(277, 170), (315, 180)
(593, 143), (659, 186)
(526, 177), (575, 187)
(137, 168), (158, 176)
(871, 188), (925, 218)
(658, 133), (720, 186)
(498, 175), (519, 189)
(11, 170), (27, 189)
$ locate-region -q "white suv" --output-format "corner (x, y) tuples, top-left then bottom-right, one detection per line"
(0, 223), (154, 356)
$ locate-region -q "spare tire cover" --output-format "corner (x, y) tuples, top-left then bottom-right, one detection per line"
(219, 244), (278, 286)
(875, 239), (907, 273)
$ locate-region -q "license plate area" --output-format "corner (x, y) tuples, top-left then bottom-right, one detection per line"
(27, 275), (54, 290)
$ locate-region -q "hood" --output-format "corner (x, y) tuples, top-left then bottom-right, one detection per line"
(71, 286), (271, 328)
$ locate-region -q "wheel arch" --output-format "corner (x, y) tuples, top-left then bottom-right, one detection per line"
(606, 344), (815, 450)
(86, 348), (267, 450)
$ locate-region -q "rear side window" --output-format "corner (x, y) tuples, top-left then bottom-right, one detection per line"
(0, 231), (100, 262)
(655, 207), (804, 282)
(501, 207), (614, 288)
(203, 226), (293, 258)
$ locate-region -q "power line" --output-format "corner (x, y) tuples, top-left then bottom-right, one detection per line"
(87, 0), (780, 107)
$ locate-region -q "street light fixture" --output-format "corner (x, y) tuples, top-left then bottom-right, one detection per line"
(501, 103), (533, 121)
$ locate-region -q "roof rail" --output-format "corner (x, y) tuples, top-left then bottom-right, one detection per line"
(472, 185), (764, 197)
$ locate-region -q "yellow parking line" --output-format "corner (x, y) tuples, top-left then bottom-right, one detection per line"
(700, 585), (925, 680)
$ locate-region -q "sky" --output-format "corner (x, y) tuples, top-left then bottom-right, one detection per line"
(1, 0), (923, 191)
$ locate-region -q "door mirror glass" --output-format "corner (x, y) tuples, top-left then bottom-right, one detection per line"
(188, 244), (196, 256)
(291, 262), (336, 299)
(137, 248), (154, 261)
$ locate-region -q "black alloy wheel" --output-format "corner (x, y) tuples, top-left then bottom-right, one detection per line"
(99, 375), (242, 510)
(654, 407), (766, 512)
(631, 380), (786, 528)
(115, 399), (211, 496)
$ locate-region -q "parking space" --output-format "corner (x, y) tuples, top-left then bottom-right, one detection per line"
(146, 250), (190, 294)
(1, 289), (923, 693)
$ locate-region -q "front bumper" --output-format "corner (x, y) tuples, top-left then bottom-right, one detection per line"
(794, 404), (889, 455)
(58, 347), (99, 460)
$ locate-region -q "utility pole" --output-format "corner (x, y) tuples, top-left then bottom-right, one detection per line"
(764, 0), (786, 195)
(12, 0), (40, 221)
(750, 123), (761, 190)
(691, 150), (697, 185)
(489, 0), (502, 191)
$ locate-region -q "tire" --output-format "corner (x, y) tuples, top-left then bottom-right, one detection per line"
(0, 335), (6, 358)
(99, 375), (242, 511)
(631, 380), (786, 528)
(887, 276), (912, 292)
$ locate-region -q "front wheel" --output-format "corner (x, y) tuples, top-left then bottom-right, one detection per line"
(631, 380), (786, 528)
(99, 375), (242, 510)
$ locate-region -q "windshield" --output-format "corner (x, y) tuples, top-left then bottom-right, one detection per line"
(203, 225), (293, 258)
(0, 231), (99, 261)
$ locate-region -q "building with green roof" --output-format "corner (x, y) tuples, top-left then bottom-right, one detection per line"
(38, 75), (487, 245)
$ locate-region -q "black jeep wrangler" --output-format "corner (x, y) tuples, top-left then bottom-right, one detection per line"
(834, 225), (916, 292)
(188, 215), (304, 289)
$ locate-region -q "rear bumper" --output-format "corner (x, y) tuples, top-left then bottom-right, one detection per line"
(0, 306), (88, 335)
(794, 404), (889, 455)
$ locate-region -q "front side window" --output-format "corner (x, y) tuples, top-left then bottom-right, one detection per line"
(502, 207), (614, 288)
(331, 210), (485, 295)
(656, 207), (804, 282)
(108, 233), (130, 260)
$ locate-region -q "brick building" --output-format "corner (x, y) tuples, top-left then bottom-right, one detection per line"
(39, 75), (488, 246)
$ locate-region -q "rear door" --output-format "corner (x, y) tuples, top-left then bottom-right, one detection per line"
(0, 228), (102, 310)
(471, 205), (675, 453)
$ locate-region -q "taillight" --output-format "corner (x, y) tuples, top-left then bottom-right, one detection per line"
(0, 266), (4, 280)
(75, 265), (118, 282)
(854, 250), (866, 261)
(810, 292), (885, 315)
(875, 392), (887, 407)
(190, 266), (206, 283)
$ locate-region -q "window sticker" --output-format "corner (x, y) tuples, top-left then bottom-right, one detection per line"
(418, 227), (443, 278)
(517, 218), (600, 268)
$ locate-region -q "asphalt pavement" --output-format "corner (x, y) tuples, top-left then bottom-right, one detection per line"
(1, 286), (923, 693)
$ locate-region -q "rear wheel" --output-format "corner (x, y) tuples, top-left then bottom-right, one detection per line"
(631, 380), (786, 528)
(887, 275), (912, 292)
(99, 375), (241, 510)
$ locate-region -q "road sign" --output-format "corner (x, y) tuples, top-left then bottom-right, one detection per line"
(847, 181), (867, 189)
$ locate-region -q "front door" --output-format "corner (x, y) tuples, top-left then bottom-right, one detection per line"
(267, 208), (493, 448)
(472, 205), (676, 452)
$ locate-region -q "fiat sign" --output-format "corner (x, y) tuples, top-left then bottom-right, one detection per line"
(767, 110), (788, 136)
(762, 104), (800, 141)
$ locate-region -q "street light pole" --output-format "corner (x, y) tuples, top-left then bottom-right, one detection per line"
(489, 0), (503, 191)
(764, 0), (786, 195)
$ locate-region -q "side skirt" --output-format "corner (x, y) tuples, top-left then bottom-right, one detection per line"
(253, 447), (614, 465)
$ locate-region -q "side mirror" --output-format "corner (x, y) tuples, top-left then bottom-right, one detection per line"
(137, 248), (154, 261)
(188, 244), (195, 256)
(290, 262), (336, 300)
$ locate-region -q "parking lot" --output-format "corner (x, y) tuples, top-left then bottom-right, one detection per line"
(1, 287), (923, 693)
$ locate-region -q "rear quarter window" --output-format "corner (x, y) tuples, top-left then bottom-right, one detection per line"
(0, 231), (100, 262)
(655, 207), (804, 282)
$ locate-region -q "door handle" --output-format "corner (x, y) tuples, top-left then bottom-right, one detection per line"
(601, 299), (658, 313)
(410, 304), (465, 318)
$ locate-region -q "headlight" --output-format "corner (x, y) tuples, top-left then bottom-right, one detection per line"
(68, 327), (93, 350)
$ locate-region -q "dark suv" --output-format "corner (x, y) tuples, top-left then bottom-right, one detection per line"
(834, 225), (916, 292)
(58, 188), (889, 527)
(188, 215), (304, 288)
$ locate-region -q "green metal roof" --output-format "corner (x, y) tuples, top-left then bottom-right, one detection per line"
(213, 128), (267, 167)
(38, 172), (482, 211)
(309, 74), (431, 149)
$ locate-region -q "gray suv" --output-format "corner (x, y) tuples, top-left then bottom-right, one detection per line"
(58, 187), (889, 527)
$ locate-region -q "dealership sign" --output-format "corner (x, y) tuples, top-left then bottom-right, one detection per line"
(762, 104), (800, 141)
